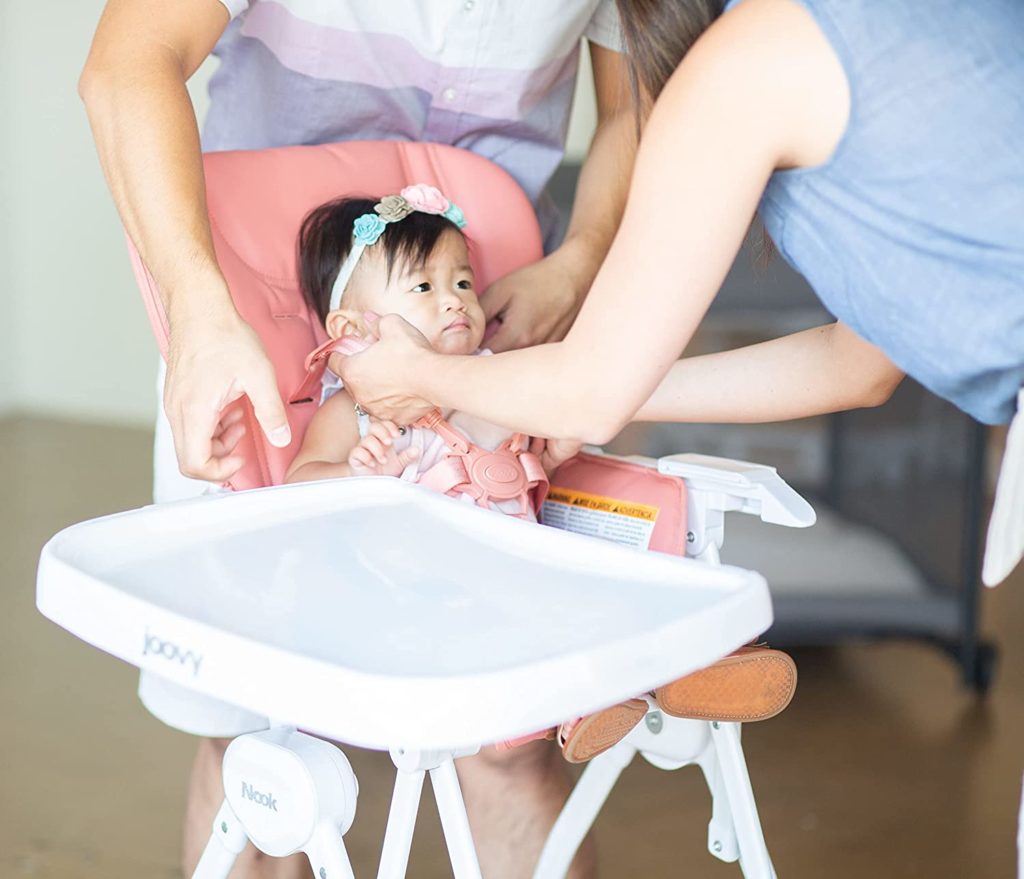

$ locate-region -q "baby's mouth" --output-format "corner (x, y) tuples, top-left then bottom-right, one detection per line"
(445, 317), (471, 331)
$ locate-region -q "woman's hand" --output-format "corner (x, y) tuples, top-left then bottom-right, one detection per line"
(336, 313), (437, 424)
(347, 419), (420, 476)
(164, 309), (291, 482)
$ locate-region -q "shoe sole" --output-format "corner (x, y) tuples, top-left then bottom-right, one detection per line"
(654, 650), (797, 723)
(560, 699), (649, 764)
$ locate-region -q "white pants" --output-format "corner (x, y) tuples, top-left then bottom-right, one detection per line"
(137, 362), (269, 737)
(983, 388), (1024, 587)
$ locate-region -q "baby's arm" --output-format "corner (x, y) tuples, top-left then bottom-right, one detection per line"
(284, 389), (418, 483)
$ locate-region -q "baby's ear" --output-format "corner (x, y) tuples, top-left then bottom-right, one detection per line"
(325, 308), (366, 340)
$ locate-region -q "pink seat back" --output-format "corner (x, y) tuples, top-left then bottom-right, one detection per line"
(128, 141), (543, 490)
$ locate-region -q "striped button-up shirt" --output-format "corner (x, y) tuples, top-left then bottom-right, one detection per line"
(208, 0), (623, 245)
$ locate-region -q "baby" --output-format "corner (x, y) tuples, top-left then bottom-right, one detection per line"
(284, 184), (648, 760)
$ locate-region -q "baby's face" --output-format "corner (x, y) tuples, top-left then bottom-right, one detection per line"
(348, 229), (485, 355)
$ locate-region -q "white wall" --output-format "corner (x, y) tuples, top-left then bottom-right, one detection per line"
(0, 3), (19, 416)
(5, 2), (165, 426)
(566, 46), (598, 164)
(2, 3), (596, 427)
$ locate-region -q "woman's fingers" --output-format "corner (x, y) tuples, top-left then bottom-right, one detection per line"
(337, 336), (374, 356)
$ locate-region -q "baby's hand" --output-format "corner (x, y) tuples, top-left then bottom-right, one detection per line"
(531, 437), (583, 475)
(348, 420), (420, 477)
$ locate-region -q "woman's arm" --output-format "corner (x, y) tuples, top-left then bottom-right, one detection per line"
(339, 0), (851, 440)
(636, 323), (904, 423)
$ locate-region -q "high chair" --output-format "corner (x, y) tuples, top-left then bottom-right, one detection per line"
(36, 141), (814, 879)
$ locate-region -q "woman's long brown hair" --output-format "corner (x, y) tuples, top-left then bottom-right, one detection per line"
(616, 1), (724, 112)
(617, 1), (776, 262)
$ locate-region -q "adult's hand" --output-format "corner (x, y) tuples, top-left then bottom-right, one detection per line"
(480, 245), (587, 353)
(164, 310), (291, 482)
(336, 313), (436, 425)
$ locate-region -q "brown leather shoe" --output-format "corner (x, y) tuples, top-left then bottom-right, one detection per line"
(653, 645), (797, 723)
(558, 699), (650, 764)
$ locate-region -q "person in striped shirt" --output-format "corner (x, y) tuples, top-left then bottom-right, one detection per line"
(79, 2), (637, 876)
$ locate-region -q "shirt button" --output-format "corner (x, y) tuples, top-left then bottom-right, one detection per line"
(463, 0), (475, 8)
(443, 87), (458, 103)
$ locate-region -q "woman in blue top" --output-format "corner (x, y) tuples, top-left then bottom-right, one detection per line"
(338, 0), (1024, 584)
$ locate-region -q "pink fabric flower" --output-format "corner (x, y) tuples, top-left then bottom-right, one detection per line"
(400, 183), (450, 215)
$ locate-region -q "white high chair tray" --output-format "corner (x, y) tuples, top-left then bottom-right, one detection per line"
(37, 478), (771, 750)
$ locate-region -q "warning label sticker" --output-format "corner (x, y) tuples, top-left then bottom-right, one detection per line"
(541, 488), (659, 550)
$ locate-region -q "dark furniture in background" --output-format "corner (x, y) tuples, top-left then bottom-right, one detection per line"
(549, 165), (996, 691)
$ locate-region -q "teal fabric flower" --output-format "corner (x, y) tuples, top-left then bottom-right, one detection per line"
(443, 202), (467, 229)
(353, 213), (388, 246)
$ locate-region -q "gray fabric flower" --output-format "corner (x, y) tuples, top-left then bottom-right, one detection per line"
(374, 194), (414, 222)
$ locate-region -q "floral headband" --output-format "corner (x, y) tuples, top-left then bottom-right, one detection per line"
(328, 183), (467, 312)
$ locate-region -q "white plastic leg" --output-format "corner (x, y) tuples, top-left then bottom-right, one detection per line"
(429, 759), (483, 879)
(304, 825), (357, 879)
(532, 740), (637, 879)
(193, 799), (248, 879)
(696, 741), (740, 863)
(377, 768), (426, 879)
(709, 722), (777, 879)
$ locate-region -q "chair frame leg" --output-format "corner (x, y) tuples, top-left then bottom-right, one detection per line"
(709, 722), (776, 879)
(532, 740), (637, 879)
(377, 768), (426, 879)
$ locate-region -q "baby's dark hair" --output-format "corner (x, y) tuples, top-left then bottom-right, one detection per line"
(298, 197), (464, 323)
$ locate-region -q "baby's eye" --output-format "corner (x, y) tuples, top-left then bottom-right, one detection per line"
(456, 279), (473, 290)
(411, 282), (432, 294)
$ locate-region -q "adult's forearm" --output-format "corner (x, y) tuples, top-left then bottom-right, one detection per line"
(80, 14), (231, 324)
(553, 43), (638, 285)
(557, 108), (637, 285)
(412, 340), (618, 443)
(635, 323), (904, 424)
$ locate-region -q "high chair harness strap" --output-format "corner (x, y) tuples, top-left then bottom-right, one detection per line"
(289, 336), (351, 406)
(413, 410), (548, 519)
(290, 338), (548, 517)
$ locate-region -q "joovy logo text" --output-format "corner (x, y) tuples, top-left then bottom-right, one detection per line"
(242, 782), (279, 811)
(143, 629), (203, 676)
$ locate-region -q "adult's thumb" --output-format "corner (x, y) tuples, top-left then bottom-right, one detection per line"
(247, 371), (291, 448)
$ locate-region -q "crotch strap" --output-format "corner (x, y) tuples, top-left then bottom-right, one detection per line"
(414, 410), (548, 518)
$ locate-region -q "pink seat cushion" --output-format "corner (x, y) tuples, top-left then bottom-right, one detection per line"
(128, 141), (543, 490)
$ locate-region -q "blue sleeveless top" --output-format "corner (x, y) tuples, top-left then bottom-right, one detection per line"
(732, 0), (1024, 424)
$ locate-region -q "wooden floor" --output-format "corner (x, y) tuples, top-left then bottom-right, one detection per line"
(1, 415), (1020, 878)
